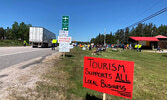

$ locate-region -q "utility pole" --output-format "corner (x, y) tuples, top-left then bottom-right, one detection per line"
(104, 28), (106, 46)
(151, 30), (153, 37)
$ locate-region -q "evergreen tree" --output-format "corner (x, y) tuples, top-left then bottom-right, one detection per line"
(125, 27), (129, 43)
(0, 27), (5, 39)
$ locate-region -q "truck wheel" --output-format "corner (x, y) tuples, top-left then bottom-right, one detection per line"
(32, 45), (37, 48)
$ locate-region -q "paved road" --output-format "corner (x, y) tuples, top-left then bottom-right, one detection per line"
(0, 46), (58, 70)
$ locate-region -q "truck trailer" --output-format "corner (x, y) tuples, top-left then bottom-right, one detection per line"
(29, 27), (56, 48)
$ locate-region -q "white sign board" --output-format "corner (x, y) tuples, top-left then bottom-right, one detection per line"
(59, 48), (70, 52)
(69, 45), (74, 49)
(59, 30), (69, 37)
(58, 36), (72, 43)
(59, 43), (70, 52)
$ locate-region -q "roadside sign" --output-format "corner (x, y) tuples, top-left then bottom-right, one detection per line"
(59, 43), (70, 52)
(59, 30), (69, 37)
(58, 36), (71, 43)
(62, 27), (68, 31)
(83, 56), (134, 99)
(62, 16), (69, 23)
(62, 16), (69, 31)
(59, 16), (72, 54)
(59, 48), (70, 52)
(69, 45), (74, 49)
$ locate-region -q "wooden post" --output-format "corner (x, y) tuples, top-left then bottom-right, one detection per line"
(103, 93), (106, 100)
(63, 52), (65, 57)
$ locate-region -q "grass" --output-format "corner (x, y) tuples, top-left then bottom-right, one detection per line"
(37, 47), (167, 100)
(0, 40), (24, 46)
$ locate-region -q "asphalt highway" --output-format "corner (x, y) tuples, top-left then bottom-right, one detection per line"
(0, 46), (58, 70)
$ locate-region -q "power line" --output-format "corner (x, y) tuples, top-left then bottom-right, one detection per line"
(124, 0), (162, 26)
(124, 6), (167, 29)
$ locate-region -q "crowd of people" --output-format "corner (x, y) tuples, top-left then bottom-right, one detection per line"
(78, 43), (144, 53)
(79, 44), (107, 55)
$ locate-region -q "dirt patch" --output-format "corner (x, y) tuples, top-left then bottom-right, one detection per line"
(0, 52), (62, 100)
(143, 50), (167, 53)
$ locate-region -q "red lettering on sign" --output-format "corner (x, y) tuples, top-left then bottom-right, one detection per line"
(83, 56), (134, 99)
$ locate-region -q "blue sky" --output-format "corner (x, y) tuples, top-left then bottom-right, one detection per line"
(0, 0), (167, 41)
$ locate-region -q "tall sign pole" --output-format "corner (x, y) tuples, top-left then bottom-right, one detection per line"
(104, 28), (106, 46)
(63, 16), (69, 57)
(58, 16), (72, 57)
(62, 16), (69, 31)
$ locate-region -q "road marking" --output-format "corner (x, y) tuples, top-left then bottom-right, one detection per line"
(0, 49), (49, 57)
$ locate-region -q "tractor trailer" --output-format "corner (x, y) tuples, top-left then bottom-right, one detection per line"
(29, 27), (56, 48)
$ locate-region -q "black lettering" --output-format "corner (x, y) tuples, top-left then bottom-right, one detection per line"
(109, 63), (111, 70)
(108, 74), (112, 79)
(112, 63), (117, 71)
(100, 79), (127, 92)
(98, 62), (102, 69)
(120, 86), (126, 91)
(85, 77), (98, 86)
(118, 64), (125, 73)
(105, 73), (108, 79)
(85, 68), (89, 75)
(92, 61), (98, 68)
(103, 63), (108, 70)
(101, 79), (106, 88)
(85, 77), (88, 83)
(120, 74), (122, 80)
(87, 58), (94, 67)
(100, 73), (104, 77)
(125, 74), (129, 82)
(115, 74), (131, 84)
(117, 91), (131, 97)
(84, 68), (111, 79)
(116, 73), (121, 80)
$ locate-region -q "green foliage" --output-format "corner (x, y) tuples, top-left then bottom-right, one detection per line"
(0, 27), (5, 39)
(46, 47), (167, 100)
(0, 40), (23, 46)
(0, 21), (32, 42)
(91, 23), (167, 44)
(91, 33), (116, 45)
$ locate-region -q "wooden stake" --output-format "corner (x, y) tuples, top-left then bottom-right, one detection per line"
(103, 93), (106, 100)
(63, 52), (65, 57)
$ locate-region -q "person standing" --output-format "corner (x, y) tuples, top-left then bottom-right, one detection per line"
(51, 39), (55, 50)
(129, 44), (132, 49)
(122, 44), (125, 50)
(51, 39), (57, 50)
(23, 40), (27, 46)
(138, 44), (142, 52)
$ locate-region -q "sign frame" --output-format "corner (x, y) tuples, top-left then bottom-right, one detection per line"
(83, 56), (134, 99)
(62, 16), (69, 31)
(59, 30), (69, 37)
(58, 36), (72, 43)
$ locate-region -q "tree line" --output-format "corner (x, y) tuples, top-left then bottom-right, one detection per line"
(91, 23), (167, 44)
(0, 22), (32, 42)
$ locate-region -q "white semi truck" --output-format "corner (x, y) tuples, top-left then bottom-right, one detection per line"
(29, 27), (56, 48)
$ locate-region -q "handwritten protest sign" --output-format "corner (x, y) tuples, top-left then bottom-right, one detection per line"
(83, 56), (134, 99)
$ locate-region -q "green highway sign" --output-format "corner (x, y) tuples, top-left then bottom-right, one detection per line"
(62, 16), (69, 31)
(62, 23), (68, 27)
(62, 27), (68, 31)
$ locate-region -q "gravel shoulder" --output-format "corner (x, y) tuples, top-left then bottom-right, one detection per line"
(0, 52), (61, 100)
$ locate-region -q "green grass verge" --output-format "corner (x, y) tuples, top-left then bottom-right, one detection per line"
(38, 47), (167, 100)
(0, 40), (24, 46)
